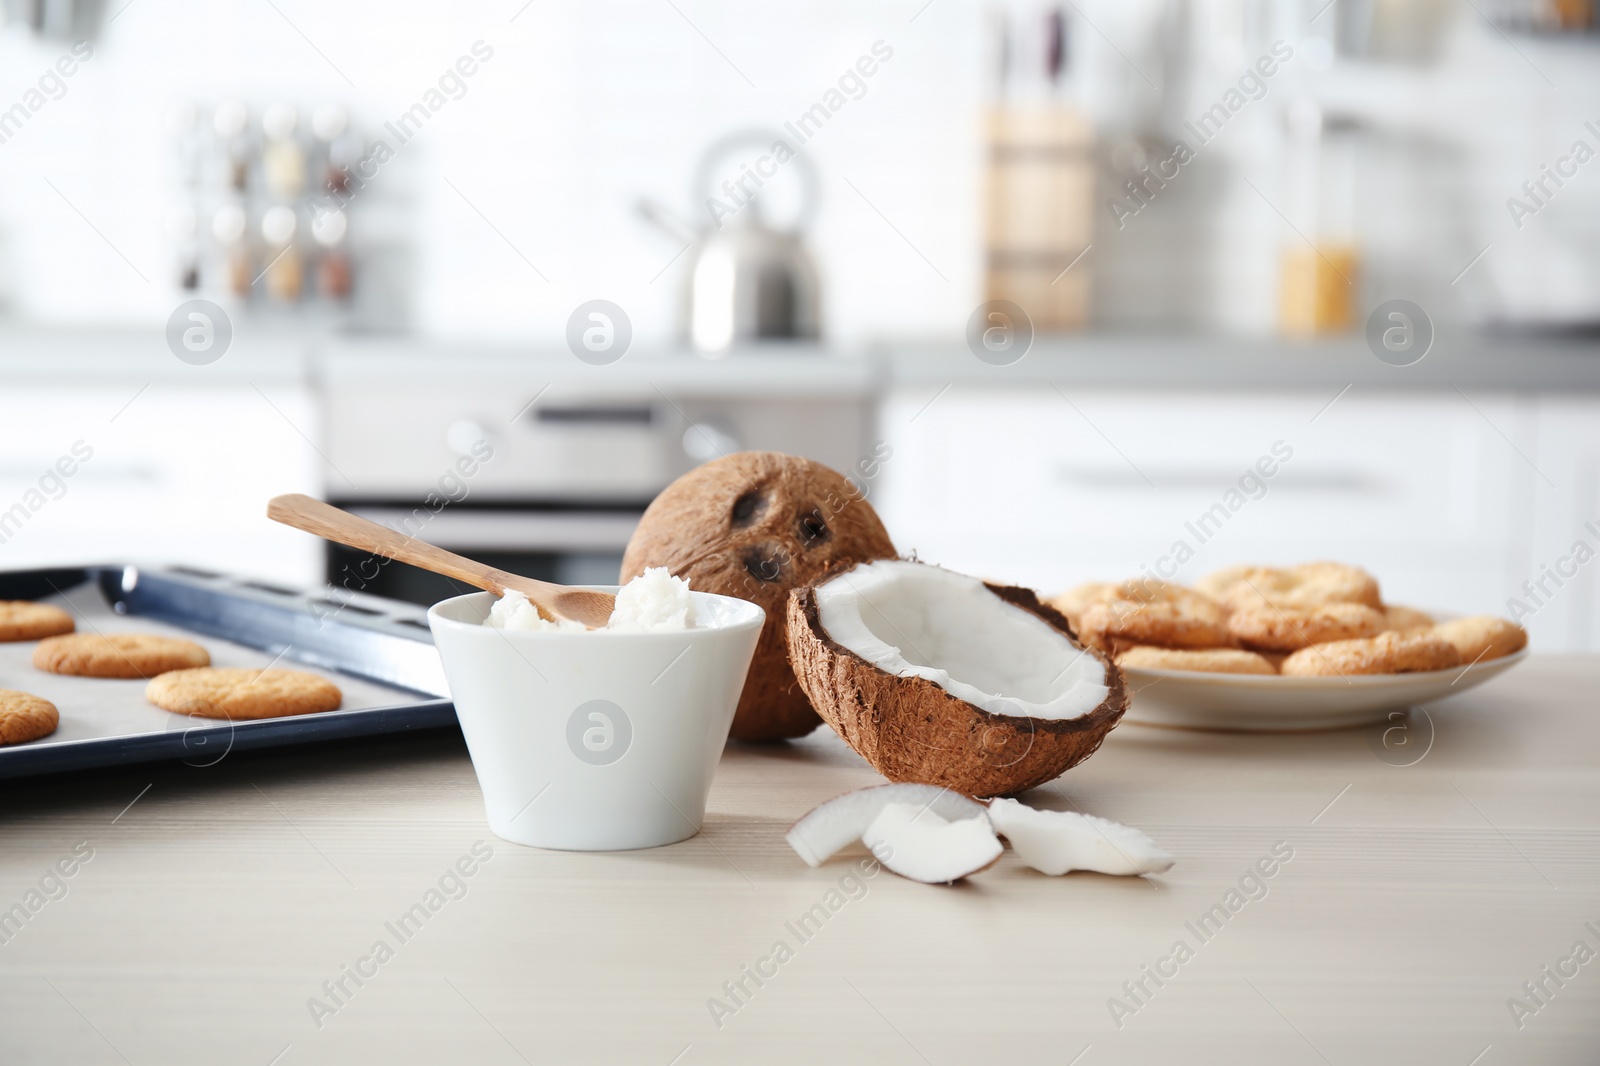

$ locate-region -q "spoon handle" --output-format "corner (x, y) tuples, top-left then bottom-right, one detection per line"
(267, 493), (519, 596)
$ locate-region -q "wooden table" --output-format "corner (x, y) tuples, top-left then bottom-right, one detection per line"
(2, 656), (1596, 1065)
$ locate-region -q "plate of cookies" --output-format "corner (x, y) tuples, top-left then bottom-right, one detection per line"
(1048, 562), (1529, 732)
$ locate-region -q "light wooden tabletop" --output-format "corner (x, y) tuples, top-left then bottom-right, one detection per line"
(1, 656), (1596, 1065)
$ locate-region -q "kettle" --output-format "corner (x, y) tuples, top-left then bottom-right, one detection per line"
(640, 130), (821, 356)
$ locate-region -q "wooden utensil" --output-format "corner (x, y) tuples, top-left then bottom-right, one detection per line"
(267, 494), (616, 628)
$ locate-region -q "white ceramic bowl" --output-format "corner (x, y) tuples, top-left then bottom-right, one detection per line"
(428, 588), (764, 851)
(1121, 650), (1527, 732)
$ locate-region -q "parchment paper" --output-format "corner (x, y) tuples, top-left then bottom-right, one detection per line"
(0, 585), (429, 752)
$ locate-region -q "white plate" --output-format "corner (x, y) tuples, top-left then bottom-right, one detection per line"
(1119, 650), (1528, 732)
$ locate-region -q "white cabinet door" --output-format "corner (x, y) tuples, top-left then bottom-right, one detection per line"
(0, 384), (323, 585)
(1523, 399), (1600, 652)
(876, 385), (1524, 620)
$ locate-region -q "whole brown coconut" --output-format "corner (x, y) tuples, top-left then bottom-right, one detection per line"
(620, 452), (897, 741)
(787, 580), (1128, 797)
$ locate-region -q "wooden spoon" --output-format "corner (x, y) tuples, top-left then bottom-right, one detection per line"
(267, 494), (616, 628)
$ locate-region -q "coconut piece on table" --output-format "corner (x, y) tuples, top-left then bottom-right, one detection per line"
(787, 559), (1128, 798)
(786, 783), (988, 867)
(861, 802), (1003, 885)
(986, 798), (1173, 876)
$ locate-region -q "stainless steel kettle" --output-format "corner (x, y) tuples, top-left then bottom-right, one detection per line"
(640, 130), (821, 356)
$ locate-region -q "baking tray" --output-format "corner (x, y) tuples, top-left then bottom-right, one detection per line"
(0, 565), (454, 780)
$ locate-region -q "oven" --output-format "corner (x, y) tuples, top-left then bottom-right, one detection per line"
(318, 346), (881, 606)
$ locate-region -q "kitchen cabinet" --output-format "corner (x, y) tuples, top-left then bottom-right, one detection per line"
(875, 384), (1600, 650)
(0, 383), (323, 585)
(1525, 400), (1600, 653)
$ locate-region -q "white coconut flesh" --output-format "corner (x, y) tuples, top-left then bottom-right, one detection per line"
(986, 798), (1174, 876)
(786, 783), (988, 867)
(814, 560), (1108, 719)
(862, 803), (1003, 884)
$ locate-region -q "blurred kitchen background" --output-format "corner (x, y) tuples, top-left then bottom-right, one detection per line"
(2, 0), (1599, 648)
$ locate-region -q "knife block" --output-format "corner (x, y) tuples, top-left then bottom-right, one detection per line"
(983, 106), (1094, 331)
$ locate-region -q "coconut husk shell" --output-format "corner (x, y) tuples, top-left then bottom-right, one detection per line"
(621, 452), (897, 741)
(786, 580), (1127, 797)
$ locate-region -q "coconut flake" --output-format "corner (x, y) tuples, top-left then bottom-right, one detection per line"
(786, 784), (988, 867)
(986, 798), (1174, 876)
(813, 559), (1107, 720)
(862, 803), (1003, 884)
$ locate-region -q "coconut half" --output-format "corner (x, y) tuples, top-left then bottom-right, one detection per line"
(862, 803), (1003, 884)
(986, 798), (1174, 876)
(787, 560), (1128, 797)
(786, 783), (988, 867)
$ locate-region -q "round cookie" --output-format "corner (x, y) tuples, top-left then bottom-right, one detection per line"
(1077, 596), (1232, 651)
(1206, 562), (1382, 612)
(1194, 564), (1254, 602)
(1431, 615), (1527, 664)
(1227, 602), (1387, 652)
(34, 633), (210, 679)
(1115, 645), (1277, 675)
(1382, 605), (1435, 634)
(1118, 578), (1217, 607)
(146, 667), (342, 720)
(0, 690), (59, 745)
(0, 601), (75, 642)
(1280, 631), (1462, 677)
(1046, 582), (1121, 631)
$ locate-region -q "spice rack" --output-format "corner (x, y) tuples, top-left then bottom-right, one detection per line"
(171, 101), (364, 314)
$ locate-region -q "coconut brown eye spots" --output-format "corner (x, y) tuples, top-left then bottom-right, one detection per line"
(744, 547), (784, 583)
(798, 510), (829, 546)
(730, 489), (766, 528)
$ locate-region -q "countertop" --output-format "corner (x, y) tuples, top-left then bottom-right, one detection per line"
(884, 331), (1600, 392)
(1, 655), (1595, 1064)
(4, 325), (1600, 392)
